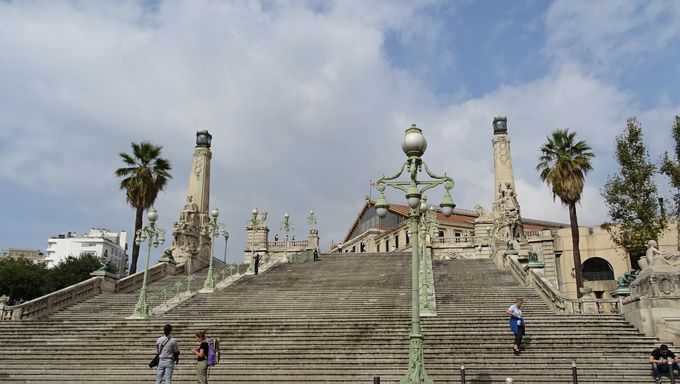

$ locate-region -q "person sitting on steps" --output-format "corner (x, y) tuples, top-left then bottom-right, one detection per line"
(650, 344), (680, 383)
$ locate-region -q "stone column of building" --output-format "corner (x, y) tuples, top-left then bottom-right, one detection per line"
(490, 116), (525, 247)
(171, 130), (213, 274)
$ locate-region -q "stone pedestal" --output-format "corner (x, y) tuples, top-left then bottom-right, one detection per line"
(622, 266), (680, 345)
(90, 270), (118, 293)
(244, 226), (269, 265)
(307, 229), (320, 251)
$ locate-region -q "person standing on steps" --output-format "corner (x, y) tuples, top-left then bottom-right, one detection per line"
(156, 323), (180, 384)
(649, 344), (680, 383)
(313, 249), (319, 261)
(190, 331), (209, 384)
(506, 298), (525, 355)
(254, 253), (260, 275)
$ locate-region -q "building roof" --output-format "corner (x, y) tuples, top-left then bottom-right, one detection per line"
(342, 198), (567, 243)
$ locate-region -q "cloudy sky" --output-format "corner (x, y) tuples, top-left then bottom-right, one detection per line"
(2, 0), (680, 267)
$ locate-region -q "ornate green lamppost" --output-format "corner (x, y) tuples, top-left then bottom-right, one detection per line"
(247, 208), (264, 274)
(373, 124), (455, 384)
(200, 208), (225, 293)
(221, 227), (229, 264)
(130, 207), (166, 318)
(281, 212), (294, 263)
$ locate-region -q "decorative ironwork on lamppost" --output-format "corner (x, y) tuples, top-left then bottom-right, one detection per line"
(221, 227), (229, 264)
(130, 207), (166, 318)
(247, 208), (265, 274)
(373, 123), (455, 384)
(281, 213), (294, 263)
(307, 210), (317, 230)
(200, 208), (225, 293)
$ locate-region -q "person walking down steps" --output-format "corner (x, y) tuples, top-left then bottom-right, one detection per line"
(506, 298), (525, 355)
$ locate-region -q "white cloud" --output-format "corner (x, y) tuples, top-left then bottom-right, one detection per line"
(545, 0), (680, 73)
(1, 0), (680, 269)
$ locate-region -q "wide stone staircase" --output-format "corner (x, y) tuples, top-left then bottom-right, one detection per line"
(46, 260), (227, 320)
(0, 253), (666, 383)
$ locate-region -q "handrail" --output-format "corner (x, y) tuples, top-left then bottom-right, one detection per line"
(1, 276), (103, 320)
(115, 262), (169, 293)
(506, 253), (528, 285)
(506, 254), (621, 315)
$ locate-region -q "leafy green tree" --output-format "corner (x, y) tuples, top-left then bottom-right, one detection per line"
(46, 253), (107, 292)
(537, 128), (594, 298)
(0, 258), (49, 305)
(602, 117), (667, 266)
(660, 116), (680, 250)
(115, 142), (172, 275)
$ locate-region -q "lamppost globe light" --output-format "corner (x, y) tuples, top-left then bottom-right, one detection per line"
(147, 207), (158, 222)
(252, 208), (258, 215)
(420, 200), (428, 212)
(440, 190), (456, 217)
(284, 213), (289, 218)
(211, 208), (219, 218)
(402, 123), (427, 157)
(375, 194), (390, 218)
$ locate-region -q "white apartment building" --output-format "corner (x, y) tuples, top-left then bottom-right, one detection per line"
(45, 228), (128, 278)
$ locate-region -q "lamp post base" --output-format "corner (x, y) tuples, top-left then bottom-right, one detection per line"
(129, 289), (150, 319)
(400, 334), (433, 384)
(200, 267), (215, 293)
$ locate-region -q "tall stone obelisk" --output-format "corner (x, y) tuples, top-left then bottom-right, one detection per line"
(491, 117), (524, 244)
(171, 130), (213, 273)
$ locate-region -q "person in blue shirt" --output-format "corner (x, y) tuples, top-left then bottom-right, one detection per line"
(506, 298), (525, 355)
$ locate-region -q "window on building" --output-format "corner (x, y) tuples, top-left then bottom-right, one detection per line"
(385, 240), (389, 252)
(395, 236), (399, 249)
(582, 257), (614, 281)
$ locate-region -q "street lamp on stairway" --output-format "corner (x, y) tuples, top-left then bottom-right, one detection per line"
(129, 207), (166, 319)
(200, 208), (225, 293)
(281, 212), (294, 263)
(221, 228), (229, 264)
(247, 208), (265, 274)
(373, 123), (455, 384)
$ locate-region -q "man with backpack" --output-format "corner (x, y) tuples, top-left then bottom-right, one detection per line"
(155, 324), (179, 384)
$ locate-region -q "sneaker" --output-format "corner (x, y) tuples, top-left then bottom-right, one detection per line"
(655, 377), (661, 384)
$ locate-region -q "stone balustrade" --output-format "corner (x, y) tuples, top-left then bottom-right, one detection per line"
(1, 277), (104, 320)
(506, 253), (621, 315)
(1, 261), (177, 321)
(115, 262), (171, 293)
(435, 236), (475, 245)
(267, 240), (309, 252)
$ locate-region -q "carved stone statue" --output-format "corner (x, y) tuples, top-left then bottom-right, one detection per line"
(641, 240), (680, 270)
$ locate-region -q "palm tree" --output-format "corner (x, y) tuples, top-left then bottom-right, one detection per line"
(537, 129), (594, 298)
(115, 142), (172, 275)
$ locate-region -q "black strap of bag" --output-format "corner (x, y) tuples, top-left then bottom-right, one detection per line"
(157, 337), (170, 355)
(150, 337), (171, 368)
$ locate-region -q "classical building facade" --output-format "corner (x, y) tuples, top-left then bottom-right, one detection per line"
(337, 117), (679, 301)
(44, 228), (128, 277)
